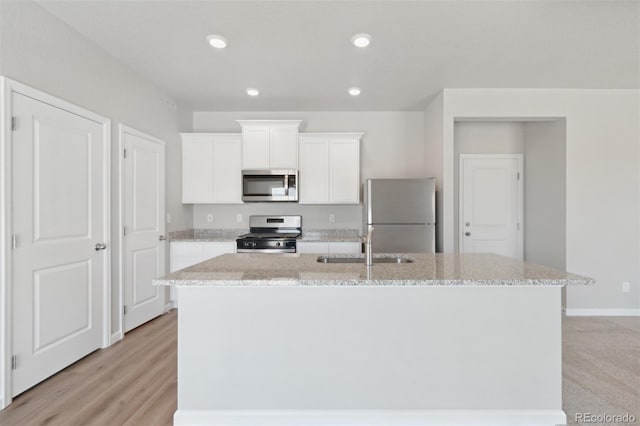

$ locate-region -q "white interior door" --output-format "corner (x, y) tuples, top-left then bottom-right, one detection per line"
(460, 155), (523, 259)
(11, 92), (107, 396)
(123, 126), (166, 333)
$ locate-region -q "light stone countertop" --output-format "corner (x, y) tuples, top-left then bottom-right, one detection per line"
(169, 229), (362, 243)
(154, 253), (593, 287)
(169, 229), (246, 242)
(299, 229), (361, 242)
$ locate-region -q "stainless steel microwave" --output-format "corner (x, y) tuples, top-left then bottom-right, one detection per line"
(242, 170), (298, 202)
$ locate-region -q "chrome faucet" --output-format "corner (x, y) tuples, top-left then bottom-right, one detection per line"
(363, 225), (375, 266)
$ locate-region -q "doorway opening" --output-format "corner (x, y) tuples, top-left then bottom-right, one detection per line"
(454, 119), (567, 272)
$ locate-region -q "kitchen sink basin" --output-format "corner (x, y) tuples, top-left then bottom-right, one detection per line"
(316, 255), (415, 264)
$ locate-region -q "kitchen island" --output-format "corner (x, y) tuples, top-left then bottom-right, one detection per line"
(155, 253), (592, 426)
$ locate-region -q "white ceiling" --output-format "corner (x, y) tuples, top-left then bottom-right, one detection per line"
(37, 0), (639, 111)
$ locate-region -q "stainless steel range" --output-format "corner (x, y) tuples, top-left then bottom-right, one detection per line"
(236, 215), (302, 253)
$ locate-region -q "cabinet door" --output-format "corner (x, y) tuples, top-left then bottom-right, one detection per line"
(182, 135), (214, 203)
(270, 126), (298, 169)
(297, 242), (329, 254)
(203, 242), (236, 260)
(328, 242), (362, 254)
(299, 137), (329, 204)
(212, 135), (242, 203)
(329, 138), (360, 204)
(170, 242), (204, 272)
(242, 127), (270, 169)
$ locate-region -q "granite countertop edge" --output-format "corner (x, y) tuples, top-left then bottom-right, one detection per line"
(154, 278), (593, 287)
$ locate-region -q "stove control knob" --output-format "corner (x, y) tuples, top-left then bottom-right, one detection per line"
(276, 242), (281, 247)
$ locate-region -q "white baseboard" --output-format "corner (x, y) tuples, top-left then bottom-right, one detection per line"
(174, 409), (567, 425)
(164, 302), (174, 313)
(110, 331), (123, 344)
(565, 308), (640, 316)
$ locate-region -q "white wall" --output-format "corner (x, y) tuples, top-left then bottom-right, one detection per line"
(438, 89), (639, 313)
(0, 1), (193, 339)
(453, 121), (525, 252)
(423, 93), (444, 250)
(192, 111), (425, 230)
(523, 120), (566, 271)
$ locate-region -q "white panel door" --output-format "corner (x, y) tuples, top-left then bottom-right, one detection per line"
(242, 127), (270, 169)
(181, 134), (214, 203)
(329, 138), (360, 204)
(11, 93), (107, 396)
(299, 137), (329, 204)
(123, 127), (166, 332)
(212, 135), (242, 203)
(460, 155), (523, 259)
(269, 127), (298, 169)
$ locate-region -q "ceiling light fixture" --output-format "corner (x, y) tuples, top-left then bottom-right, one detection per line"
(351, 33), (371, 48)
(246, 88), (260, 96)
(348, 87), (361, 96)
(206, 34), (228, 49)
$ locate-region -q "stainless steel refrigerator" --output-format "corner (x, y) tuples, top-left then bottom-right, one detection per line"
(364, 178), (436, 253)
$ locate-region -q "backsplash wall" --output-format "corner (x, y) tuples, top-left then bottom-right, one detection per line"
(193, 204), (363, 231)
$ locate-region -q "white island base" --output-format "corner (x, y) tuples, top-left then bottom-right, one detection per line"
(174, 285), (565, 425)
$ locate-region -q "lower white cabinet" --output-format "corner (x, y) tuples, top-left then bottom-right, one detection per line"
(297, 241), (361, 254)
(170, 241), (236, 305)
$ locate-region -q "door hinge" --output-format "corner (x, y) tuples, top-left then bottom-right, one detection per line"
(123, 305), (128, 315)
(123, 149), (127, 159)
(517, 172), (520, 181)
(11, 355), (17, 370)
(11, 234), (17, 250)
(11, 116), (17, 131)
(123, 226), (127, 236)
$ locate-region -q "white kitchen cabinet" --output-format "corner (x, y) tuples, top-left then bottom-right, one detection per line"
(328, 242), (361, 254)
(181, 133), (242, 204)
(297, 242), (330, 254)
(299, 133), (362, 204)
(170, 241), (236, 305)
(237, 120), (301, 169)
(297, 241), (362, 254)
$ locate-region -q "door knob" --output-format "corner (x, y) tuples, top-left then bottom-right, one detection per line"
(159, 235), (167, 241)
(464, 232), (471, 237)
(95, 243), (107, 251)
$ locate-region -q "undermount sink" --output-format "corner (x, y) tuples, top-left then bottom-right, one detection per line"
(316, 255), (415, 264)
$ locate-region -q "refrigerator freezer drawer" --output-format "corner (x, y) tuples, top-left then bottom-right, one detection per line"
(371, 224), (435, 253)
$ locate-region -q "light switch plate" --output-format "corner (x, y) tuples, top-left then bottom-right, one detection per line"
(329, 214), (335, 223)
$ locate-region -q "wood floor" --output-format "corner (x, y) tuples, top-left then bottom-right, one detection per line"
(0, 311), (637, 426)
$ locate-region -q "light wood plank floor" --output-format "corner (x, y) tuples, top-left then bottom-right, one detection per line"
(0, 311), (637, 425)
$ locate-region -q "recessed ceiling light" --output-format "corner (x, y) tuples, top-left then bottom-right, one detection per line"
(246, 88), (260, 96)
(348, 87), (361, 96)
(351, 33), (371, 48)
(206, 34), (228, 49)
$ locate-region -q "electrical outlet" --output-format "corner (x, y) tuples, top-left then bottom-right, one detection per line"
(166, 213), (172, 224)
(236, 213), (243, 223)
(329, 214), (335, 223)
(622, 281), (630, 293)
(206, 214), (213, 223)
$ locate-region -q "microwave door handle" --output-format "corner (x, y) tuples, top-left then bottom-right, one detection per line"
(284, 174), (289, 195)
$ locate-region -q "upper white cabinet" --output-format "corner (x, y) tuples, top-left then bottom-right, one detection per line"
(237, 120), (301, 169)
(299, 133), (362, 204)
(181, 133), (242, 204)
